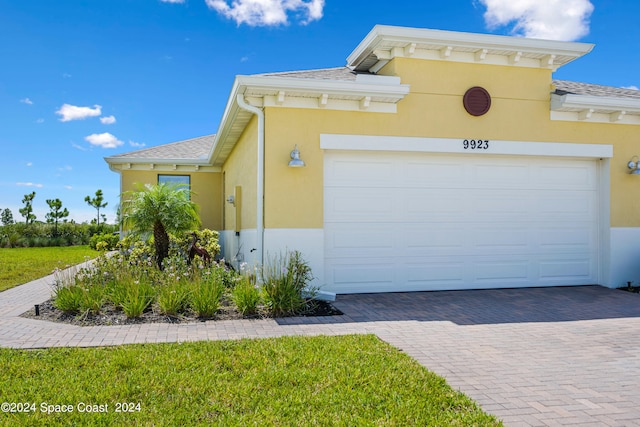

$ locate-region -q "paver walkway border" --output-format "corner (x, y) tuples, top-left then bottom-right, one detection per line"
(1, 262), (640, 426)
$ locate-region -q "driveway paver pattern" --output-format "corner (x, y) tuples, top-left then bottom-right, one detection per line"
(1, 266), (639, 426)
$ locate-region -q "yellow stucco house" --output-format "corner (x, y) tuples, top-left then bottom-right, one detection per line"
(106, 25), (640, 294)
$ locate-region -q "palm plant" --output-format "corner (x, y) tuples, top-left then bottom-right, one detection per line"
(120, 183), (200, 269)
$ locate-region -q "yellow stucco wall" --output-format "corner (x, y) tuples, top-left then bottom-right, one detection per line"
(120, 170), (222, 230)
(222, 116), (258, 231)
(260, 57), (640, 228)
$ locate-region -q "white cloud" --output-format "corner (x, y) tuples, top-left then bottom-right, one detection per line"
(161, 0), (186, 3)
(479, 0), (594, 41)
(16, 182), (44, 188)
(64, 185), (73, 190)
(622, 85), (639, 91)
(56, 104), (102, 122)
(100, 115), (117, 124)
(63, 73), (72, 78)
(206, 0), (325, 26)
(26, 162), (32, 167)
(85, 133), (124, 149)
(20, 98), (33, 105)
(129, 140), (146, 148)
(36, 118), (44, 124)
(72, 143), (88, 151)
(58, 165), (73, 172)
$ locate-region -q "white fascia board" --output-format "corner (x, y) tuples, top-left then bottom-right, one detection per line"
(237, 75), (410, 100)
(209, 78), (244, 165)
(348, 24), (594, 70)
(105, 157), (211, 166)
(552, 93), (640, 113)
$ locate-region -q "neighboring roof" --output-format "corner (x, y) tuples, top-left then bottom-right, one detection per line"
(553, 80), (640, 99)
(106, 135), (215, 163)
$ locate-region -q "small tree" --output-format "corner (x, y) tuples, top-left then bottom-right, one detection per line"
(19, 192), (37, 225)
(1, 208), (13, 225)
(121, 183), (200, 269)
(46, 198), (69, 236)
(84, 189), (108, 227)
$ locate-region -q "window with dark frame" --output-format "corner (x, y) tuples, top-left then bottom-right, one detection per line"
(158, 175), (191, 198)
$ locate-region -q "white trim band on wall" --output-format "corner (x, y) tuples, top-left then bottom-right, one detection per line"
(320, 134), (613, 159)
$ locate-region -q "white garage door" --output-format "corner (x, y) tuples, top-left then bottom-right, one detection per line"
(324, 151), (600, 293)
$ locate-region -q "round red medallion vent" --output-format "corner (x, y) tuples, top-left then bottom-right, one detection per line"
(463, 86), (491, 116)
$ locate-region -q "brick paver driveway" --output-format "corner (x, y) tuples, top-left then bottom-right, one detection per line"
(1, 269), (639, 426)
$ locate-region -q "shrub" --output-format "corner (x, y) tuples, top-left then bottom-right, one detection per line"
(260, 251), (315, 317)
(89, 232), (119, 251)
(231, 275), (261, 315)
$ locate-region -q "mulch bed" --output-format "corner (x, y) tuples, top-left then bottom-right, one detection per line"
(20, 296), (342, 327)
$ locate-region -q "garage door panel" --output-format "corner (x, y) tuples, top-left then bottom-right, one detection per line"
(325, 159), (395, 187)
(471, 229), (530, 252)
(405, 262), (466, 285)
(325, 188), (397, 220)
(539, 258), (594, 282)
(327, 258), (399, 293)
(539, 228), (595, 251)
(472, 261), (531, 282)
(537, 164), (595, 188)
(473, 163), (527, 186)
(404, 190), (466, 218)
(404, 160), (463, 183)
(402, 224), (466, 252)
(324, 151), (599, 293)
(537, 193), (596, 218)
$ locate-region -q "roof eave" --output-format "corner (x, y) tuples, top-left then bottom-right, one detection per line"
(208, 73), (411, 167)
(348, 25), (594, 72)
(551, 93), (640, 113)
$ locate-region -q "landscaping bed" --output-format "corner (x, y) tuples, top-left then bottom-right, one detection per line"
(21, 296), (342, 326)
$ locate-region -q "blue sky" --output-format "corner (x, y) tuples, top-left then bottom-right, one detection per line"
(1, 0), (638, 223)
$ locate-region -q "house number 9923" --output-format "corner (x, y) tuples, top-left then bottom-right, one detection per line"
(463, 139), (489, 150)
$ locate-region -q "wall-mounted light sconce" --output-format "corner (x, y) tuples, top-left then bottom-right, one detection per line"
(628, 156), (640, 175)
(226, 195), (235, 205)
(288, 144), (306, 168)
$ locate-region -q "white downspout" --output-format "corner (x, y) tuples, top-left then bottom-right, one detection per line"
(236, 94), (265, 267)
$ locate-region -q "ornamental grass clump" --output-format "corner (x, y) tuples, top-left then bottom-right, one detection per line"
(190, 276), (224, 318)
(53, 285), (84, 314)
(119, 278), (156, 319)
(261, 251), (315, 317)
(231, 274), (261, 315)
(157, 279), (190, 316)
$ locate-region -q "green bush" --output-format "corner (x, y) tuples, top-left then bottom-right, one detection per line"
(89, 232), (119, 251)
(0, 222), (117, 248)
(261, 251), (315, 317)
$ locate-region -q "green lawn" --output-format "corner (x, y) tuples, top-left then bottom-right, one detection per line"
(0, 246), (100, 292)
(0, 334), (502, 426)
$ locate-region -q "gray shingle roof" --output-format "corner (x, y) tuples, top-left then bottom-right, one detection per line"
(107, 134), (214, 162)
(553, 80), (640, 99)
(257, 66), (360, 81)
